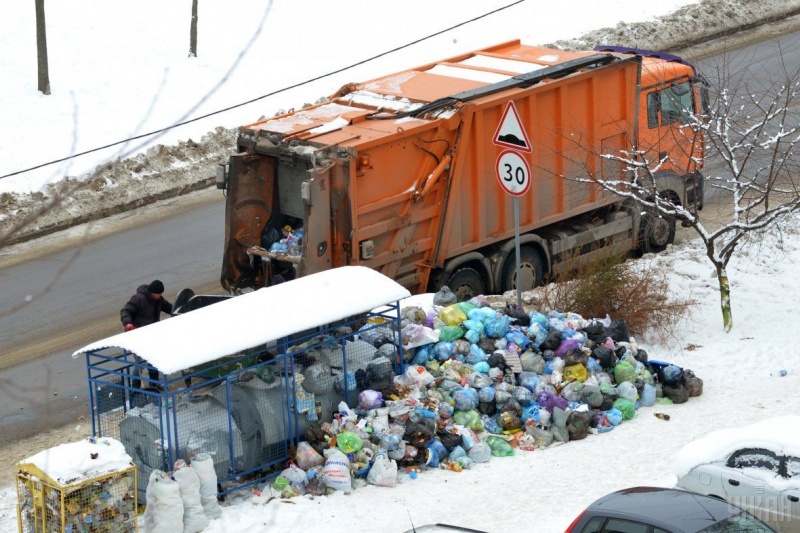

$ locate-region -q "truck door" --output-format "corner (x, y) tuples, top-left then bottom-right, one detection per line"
(220, 153), (275, 291)
(643, 80), (700, 175)
(300, 171), (332, 276)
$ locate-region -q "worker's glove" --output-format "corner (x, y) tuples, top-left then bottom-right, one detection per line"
(124, 324), (135, 332)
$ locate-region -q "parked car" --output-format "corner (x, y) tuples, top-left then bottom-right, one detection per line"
(565, 486), (775, 532)
(675, 415), (800, 533)
(403, 526), (486, 533)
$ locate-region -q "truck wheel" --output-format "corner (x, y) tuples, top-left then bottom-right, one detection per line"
(447, 268), (485, 302)
(502, 246), (544, 293)
(641, 208), (675, 253)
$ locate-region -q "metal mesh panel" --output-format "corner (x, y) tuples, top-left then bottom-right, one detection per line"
(85, 302), (404, 497)
(16, 466), (137, 533)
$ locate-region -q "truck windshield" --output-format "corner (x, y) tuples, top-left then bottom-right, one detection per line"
(646, 81), (695, 128)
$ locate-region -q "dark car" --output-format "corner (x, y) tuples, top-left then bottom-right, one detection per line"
(565, 487), (775, 532)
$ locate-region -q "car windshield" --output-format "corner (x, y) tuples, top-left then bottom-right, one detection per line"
(699, 512), (774, 532)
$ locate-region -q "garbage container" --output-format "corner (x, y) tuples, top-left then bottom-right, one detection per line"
(16, 437), (138, 533)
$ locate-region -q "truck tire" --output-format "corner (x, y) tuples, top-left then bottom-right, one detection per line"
(447, 267), (485, 302)
(502, 246), (544, 293)
(641, 207), (675, 253)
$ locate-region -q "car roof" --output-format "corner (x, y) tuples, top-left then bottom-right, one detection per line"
(588, 487), (742, 532)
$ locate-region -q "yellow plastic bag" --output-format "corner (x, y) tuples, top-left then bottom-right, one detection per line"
(439, 304), (467, 326)
(563, 363), (587, 383)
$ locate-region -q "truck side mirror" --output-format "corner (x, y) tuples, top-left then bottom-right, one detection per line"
(216, 163), (228, 190)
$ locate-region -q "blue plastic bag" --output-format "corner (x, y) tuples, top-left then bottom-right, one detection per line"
(478, 386), (495, 403)
(472, 361), (490, 374)
(505, 330), (531, 350)
(485, 315), (511, 338)
(604, 407), (623, 426)
(454, 388), (479, 411)
(433, 341), (455, 362)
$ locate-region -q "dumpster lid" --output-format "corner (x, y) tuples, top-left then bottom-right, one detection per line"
(73, 266), (411, 374)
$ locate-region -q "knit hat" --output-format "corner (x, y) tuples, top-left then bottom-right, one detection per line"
(148, 280), (165, 294)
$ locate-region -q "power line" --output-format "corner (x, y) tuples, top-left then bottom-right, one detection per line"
(1, 0), (525, 181)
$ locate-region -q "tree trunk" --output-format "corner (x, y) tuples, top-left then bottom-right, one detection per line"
(716, 264), (733, 332)
(189, 0), (198, 58)
(35, 0), (51, 95)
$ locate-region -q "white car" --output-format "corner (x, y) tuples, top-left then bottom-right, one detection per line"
(675, 415), (800, 533)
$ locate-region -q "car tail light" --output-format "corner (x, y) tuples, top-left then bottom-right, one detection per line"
(564, 510), (587, 533)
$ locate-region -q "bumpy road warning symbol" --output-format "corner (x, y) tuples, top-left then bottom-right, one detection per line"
(493, 100), (532, 153)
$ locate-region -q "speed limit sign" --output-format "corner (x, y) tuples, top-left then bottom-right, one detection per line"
(495, 150), (531, 196)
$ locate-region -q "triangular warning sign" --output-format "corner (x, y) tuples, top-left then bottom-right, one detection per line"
(493, 100), (532, 153)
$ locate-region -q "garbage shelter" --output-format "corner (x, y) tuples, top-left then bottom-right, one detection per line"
(73, 266), (411, 496)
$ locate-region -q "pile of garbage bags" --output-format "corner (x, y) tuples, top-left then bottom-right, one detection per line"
(269, 292), (703, 497)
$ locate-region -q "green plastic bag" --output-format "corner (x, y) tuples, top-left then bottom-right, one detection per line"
(613, 397), (636, 420)
(438, 325), (464, 342)
(614, 361), (637, 384)
(486, 435), (515, 457)
(456, 302), (476, 316)
(453, 409), (484, 431)
(336, 431), (364, 454)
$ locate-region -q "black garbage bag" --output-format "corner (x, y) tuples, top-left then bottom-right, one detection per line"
(487, 352), (507, 371)
(478, 401), (497, 416)
(567, 410), (592, 441)
(259, 224), (281, 250)
(478, 337), (496, 354)
(563, 348), (588, 366)
(662, 382), (690, 404)
(505, 303), (530, 327)
(404, 418), (436, 448)
(583, 322), (608, 344)
(615, 345), (627, 359)
(682, 369), (704, 397)
(606, 320), (630, 342)
(437, 430), (463, 452)
(592, 346), (617, 369)
(500, 397), (522, 417)
(541, 330), (563, 351)
(634, 348), (649, 364)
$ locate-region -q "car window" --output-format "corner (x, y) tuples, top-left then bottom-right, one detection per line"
(601, 518), (649, 533)
(580, 517), (605, 532)
(785, 456), (800, 478)
(646, 81), (695, 128)
(698, 511), (773, 532)
(726, 448), (781, 473)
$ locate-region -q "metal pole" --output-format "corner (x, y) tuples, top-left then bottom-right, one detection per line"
(514, 196), (522, 307)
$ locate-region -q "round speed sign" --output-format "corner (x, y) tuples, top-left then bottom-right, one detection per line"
(495, 150), (531, 196)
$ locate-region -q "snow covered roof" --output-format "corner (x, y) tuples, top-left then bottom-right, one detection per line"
(19, 437), (132, 487)
(73, 266), (411, 374)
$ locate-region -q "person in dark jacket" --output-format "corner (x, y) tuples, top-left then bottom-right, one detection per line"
(120, 280), (173, 389)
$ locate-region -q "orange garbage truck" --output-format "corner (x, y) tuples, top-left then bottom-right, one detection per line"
(218, 40), (705, 299)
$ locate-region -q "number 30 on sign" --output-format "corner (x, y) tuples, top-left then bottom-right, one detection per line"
(495, 150), (531, 196)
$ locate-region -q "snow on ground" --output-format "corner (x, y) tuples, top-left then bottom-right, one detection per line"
(3, 1), (800, 532)
(2, 0), (796, 243)
(1, 212), (798, 533)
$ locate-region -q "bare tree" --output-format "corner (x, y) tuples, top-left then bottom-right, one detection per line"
(566, 44), (800, 332)
(35, 0), (50, 95)
(189, 0), (198, 58)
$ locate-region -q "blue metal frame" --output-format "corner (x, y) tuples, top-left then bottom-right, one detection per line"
(84, 300), (405, 497)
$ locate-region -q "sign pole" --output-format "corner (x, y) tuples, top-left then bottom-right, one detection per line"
(514, 196), (521, 307)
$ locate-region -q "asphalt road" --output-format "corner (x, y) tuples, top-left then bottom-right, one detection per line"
(0, 189), (226, 444)
(2, 24), (800, 446)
